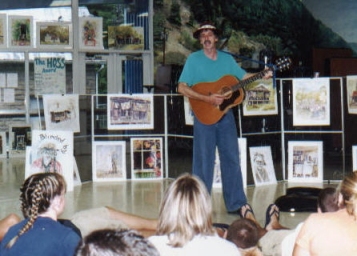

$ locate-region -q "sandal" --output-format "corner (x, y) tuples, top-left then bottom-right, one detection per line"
(264, 204), (280, 228)
(239, 203), (255, 219)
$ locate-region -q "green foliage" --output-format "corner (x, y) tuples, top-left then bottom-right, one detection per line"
(153, 11), (167, 49)
(179, 30), (199, 52)
(239, 47), (255, 58)
(182, 0), (353, 64)
(164, 51), (187, 65)
(168, 1), (181, 26)
(154, 0), (164, 9)
(251, 34), (285, 56)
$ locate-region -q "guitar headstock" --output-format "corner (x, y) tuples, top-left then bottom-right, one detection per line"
(274, 57), (292, 72)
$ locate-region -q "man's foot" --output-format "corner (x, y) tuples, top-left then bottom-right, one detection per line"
(264, 204), (280, 230)
(239, 203), (255, 220)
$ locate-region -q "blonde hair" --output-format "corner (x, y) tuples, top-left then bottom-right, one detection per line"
(6, 172), (66, 248)
(338, 171), (357, 218)
(156, 173), (215, 247)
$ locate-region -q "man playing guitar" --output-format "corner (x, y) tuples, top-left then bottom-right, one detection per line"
(178, 22), (272, 215)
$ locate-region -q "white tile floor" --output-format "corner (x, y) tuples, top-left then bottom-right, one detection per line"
(0, 158), (337, 230)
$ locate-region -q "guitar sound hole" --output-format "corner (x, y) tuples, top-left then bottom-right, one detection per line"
(221, 87), (232, 98)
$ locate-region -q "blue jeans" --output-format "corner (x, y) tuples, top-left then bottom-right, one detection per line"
(193, 110), (247, 212)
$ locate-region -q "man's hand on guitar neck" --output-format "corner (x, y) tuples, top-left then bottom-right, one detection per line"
(263, 69), (273, 79)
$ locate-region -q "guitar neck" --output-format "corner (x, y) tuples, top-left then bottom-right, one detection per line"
(232, 69), (270, 91)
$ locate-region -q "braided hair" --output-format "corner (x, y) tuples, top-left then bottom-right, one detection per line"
(6, 172), (66, 248)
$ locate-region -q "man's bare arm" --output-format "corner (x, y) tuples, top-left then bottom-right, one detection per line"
(177, 82), (224, 106)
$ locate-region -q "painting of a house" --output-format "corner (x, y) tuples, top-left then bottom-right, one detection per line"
(243, 78), (278, 116)
(246, 84), (271, 105)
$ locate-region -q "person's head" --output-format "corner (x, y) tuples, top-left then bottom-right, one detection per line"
(226, 218), (260, 250)
(6, 172), (67, 248)
(156, 173), (215, 247)
(317, 187), (339, 213)
(338, 171), (357, 216)
(193, 22), (220, 49)
(75, 229), (159, 256)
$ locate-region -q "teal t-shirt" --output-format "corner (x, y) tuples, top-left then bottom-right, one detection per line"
(178, 50), (246, 87)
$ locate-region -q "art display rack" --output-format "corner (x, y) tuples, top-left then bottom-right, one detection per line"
(239, 77), (345, 182)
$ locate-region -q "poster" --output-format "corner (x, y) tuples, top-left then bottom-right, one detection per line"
(292, 78), (330, 126)
(43, 94), (80, 133)
(249, 146), (277, 186)
(8, 15), (33, 48)
(346, 75), (357, 114)
(0, 14), (7, 48)
(92, 141), (127, 182)
(108, 25), (144, 50)
(79, 17), (103, 49)
(213, 138), (247, 188)
(36, 22), (73, 49)
(288, 141), (323, 183)
(243, 78), (278, 116)
(107, 94), (154, 130)
(26, 130), (74, 191)
(131, 137), (163, 180)
(34, 57), (66, 96)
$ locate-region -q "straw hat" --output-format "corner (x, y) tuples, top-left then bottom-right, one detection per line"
(193, 22), (221, 39)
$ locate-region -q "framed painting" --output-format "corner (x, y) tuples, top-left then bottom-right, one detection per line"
(212, 137), (247, 189)
(36, 22), (72, 49)
(0, 14), (7, 48)
(353, 145), (357, 171)
(8, 15), (33, 48)
(79, 17), (103, 50)
(249, 146), (277, 186)
(27, 130), (74, 191)
(243, 78), (278, 116)
(107, 94), (154, 130)
(108, 25), (144, 50)
(288, 141), (323, 183)
(92, 141), (127, 182)
(43, 94), (80, 133)
(346, 76), (357, 114)
(184, 96), (194, 125)
(34, 57), (66, 96)
(0, 131), (6, 157)
(73, 156), (81, 186)
(9, 124), (31, 157)
(292, 78), (330, 126)
(131, 137), (163, 180)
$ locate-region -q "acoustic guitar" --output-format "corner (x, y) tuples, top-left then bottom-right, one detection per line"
(189, 57), (291, 125)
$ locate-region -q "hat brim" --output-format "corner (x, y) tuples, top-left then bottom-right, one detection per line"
(193, 25), (220, 39)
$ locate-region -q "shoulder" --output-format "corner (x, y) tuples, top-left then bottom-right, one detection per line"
(36, 218), (80, 239)
(185, 235), (240, 255)
(148, 235), (181, 256)
(217, 50), (235, 60)
(187, 50), (204, 60)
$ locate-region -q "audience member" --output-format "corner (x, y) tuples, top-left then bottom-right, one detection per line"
(293, 171), (357, 255)
(0, 206), (157, 242)
(0, 174), (340, 256)
(0, 172), (81, 256)
(227, 218), (263, 256)
(0, 214), (21, 242)
(229, 187), (338, 256)
(70, 206), (157, 238)
(75, 228), (159, 256)
(148, 173), (240, 255)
